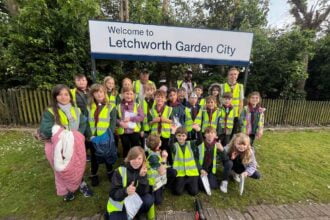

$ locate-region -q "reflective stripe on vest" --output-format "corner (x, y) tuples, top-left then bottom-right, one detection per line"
(147, 152), (162, 186)
(198, 143), (217, 174)
(88, 103), (113, 136)
(173, 141), (199, 177)
(47, 107), (80, 129)
(201, 109), (219, 132)
(107, 166), (127, 213)
(219, 107), (235, 129)
(150, 105), (172, 138)
(223, 83), (243, 117)
(117, 103), (141, 135)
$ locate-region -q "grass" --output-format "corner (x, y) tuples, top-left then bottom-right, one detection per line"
(0, 130), (329, 219)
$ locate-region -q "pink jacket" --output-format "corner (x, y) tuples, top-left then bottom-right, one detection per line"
(45, 126), (86, 196)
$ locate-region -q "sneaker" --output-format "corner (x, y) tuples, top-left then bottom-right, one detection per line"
(90, 175), (99, 187)
(63, 192), (75, 201)
(220, 180), (228, 193)
(232, 172), (241, 183)
(80, 181), (93, 197)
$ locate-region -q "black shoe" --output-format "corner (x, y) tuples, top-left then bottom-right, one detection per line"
(63, 192), (75, 201)
(90, 175), (99, 187)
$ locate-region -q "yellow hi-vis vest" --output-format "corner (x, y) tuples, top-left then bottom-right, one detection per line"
(201, 109), (220, 132)
(184, 107), (202, 132)
(147, 152), (162, 186)
(47, 107), (80, 129)
(142, 99), (155, 132)
(219, 106), (235, 134)
(107, 166), (156, 220)
(88, 103), (113, 136)
(70, 88), (77, 106)
(150, 105), (172, 138)
(117, 103), (141, 135)
(198, 143), (217, 174)
(222, 83), (244, 117)
(107, 166), (127, 213)
(172, 142), (199, 177)
(199, 98), (206, 107)
(107, 93), (117, 106)
(133, 80), (155, 94)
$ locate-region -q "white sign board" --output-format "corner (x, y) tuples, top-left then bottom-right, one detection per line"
(89, 20), (253, 66)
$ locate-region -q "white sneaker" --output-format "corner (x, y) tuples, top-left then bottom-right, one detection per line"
(232, 172), (241, 183)
(220, 180), (228, 193)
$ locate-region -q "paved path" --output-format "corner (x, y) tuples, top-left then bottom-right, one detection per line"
(60, 203), (330, 220)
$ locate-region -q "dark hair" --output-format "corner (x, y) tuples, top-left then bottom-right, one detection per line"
(194, 85), (203, 90)
(74, 74), (87, 80)
(175, 127), (187, 135)
(50, 84), (74, 126)
(168, 87), (177, 94)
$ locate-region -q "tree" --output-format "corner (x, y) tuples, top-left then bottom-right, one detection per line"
(305, 33), (330, 100)
(288, 0), (330, 96)
(1, 0), (100, 89)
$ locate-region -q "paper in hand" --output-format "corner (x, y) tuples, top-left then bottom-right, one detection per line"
(124, 193), (143, 219)
(201, 175), (212, 196)
(239, 175), (245, 196)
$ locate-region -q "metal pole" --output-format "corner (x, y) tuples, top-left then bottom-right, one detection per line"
(243, 64), (249, 94)
(91, 58), (96, 83)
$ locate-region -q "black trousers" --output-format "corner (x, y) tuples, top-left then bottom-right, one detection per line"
(219, 134), (231, 146)
(222, 158), (261, 180)
(160, 137), (172, 165)
(120, 132), (141, 158)
(249, 134), (256, 146)
(173, 176), (199, 196)
(231, 117), (240, 138)
(198, 173), (219, 191)
(89, 141), (113, 176)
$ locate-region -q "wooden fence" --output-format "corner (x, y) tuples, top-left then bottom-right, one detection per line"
(0, 89), (330, 126)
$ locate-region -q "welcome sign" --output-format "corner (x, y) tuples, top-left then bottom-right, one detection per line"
(89, 20), (253, 66)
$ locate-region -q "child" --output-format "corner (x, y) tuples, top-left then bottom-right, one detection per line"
(218, 92), (235, 146)
(170, 127), (202, 196)
(117, 86), (144, 158)
(103, 76), (120, 106)
(107, 146), (155, 220)
(208, 83), (222, 107)
(167, 87), (186, 127)
(197, 127), (224, 192)
(141, 82), (156, 148)
(220, 133), (261, 193)
(70, 74), (89, 117)
(185, 92), (202, 140)
(148, 90), (173, 164)
(88, 84), (117, 186)
(201, 96), (221, 135)
(240, 91), (265, 145)
(146, 134), (168, 205)
(194, 85), (206, 108)
(178, 87), (188, 106)
(39, 84), (92, 201)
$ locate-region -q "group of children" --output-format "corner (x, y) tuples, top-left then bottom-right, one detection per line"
(38, 67), (265, 219)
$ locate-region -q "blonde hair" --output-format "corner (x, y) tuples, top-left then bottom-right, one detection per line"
(228, 133), (252, 165)
(103, 76), (118, 96)
(124, 146), (146, 164)
(205, 96), (217, 103)
(88, 84), (110, 106)
(144, 82), (156, 92)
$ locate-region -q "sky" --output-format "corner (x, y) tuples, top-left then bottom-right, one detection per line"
(267, 0), (293, 28)
(267, 0), (319, 28)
